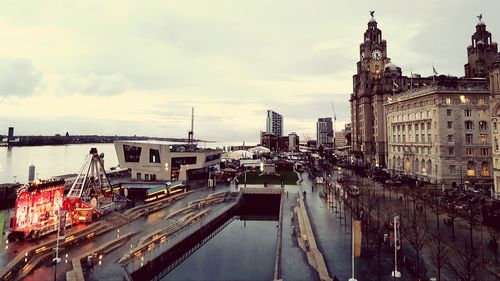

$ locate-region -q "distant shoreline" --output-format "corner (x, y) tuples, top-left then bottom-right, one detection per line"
(0, 135), (200, 147)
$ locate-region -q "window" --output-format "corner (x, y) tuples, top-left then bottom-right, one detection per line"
(448, 135), (453, 142)
(450, 165), (456, 174)
(465, 121), (474, 130)
(464, 110), (472, 117)
(427, 122), (432, 130)
(460, 95), (470, 104)
(480, 134), (487, 144)
(495, 137), (499, 151)
(416, 134), (419, 143)
(445, 97), (451, 105)
(428, 134), (431, 143)
(449, 147), (454, 155)
(421, 134), (425, 143)
(479, 110), (485, 118)
(420, 123), (425, 130)
(479, 121), (487, 130)
(446, 109), (452, 116)
(149, 149), (161, 163)
(494, 122), (498, 133)
(466, 134), (473, 144)
(408, 124), (412, 131)
(480, 148), (489, 156)
(466, 148), (475, 155)
(478, 98), (486, 105)
(447, 121), (453, 129)
(124, 145), (142, 162)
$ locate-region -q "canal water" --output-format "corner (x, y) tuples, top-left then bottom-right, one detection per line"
(164, 218), (278, 281)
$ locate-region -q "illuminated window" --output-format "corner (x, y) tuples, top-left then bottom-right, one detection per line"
(479, 110), (485, 117)
(478, 98), (486, 105)
(480, 134), (487, 144)
(467, 161), (476, 176)
(460, 95), (470, 104)
(445, 97), (451, 105)
(481, 162), (490, 177)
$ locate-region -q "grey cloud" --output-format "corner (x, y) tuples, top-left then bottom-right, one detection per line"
(60, 73), (130, 96)
(0, 58), (42, 97)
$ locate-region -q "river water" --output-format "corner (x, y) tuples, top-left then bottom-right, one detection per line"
(0, 141), (254, 184)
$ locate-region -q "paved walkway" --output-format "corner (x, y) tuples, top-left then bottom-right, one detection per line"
(281, 186), (318, 281)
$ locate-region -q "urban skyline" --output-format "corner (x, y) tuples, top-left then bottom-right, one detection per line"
(0, 2), (499, 142)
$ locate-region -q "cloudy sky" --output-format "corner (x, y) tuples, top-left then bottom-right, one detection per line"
(0, 1), (498, 143)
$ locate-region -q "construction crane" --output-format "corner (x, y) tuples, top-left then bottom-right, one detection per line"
(331, 102), (337, 150)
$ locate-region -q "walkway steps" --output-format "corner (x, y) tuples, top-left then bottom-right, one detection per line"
(66, 231), (137, 281)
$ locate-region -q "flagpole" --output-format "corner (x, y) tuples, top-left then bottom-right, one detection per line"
(410, 69), (413, 91)
(391, 216), (401, 278)
(349, 214), (356, 281)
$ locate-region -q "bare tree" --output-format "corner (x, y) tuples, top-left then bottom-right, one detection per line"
(404, 219), (428, 274)
(446, 204), (460, 241)
(487, 225), (500, 264)
(430, 234), (450, 281)
(430, 199), (445, 230)
(448, 238), (483, 281)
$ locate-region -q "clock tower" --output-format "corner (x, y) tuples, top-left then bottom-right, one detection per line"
(465, 17), (498, 78)
(358, 16), (391, 79)
(351, 12), (395, 168)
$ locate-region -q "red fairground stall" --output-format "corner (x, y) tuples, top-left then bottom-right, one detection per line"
(8, 179), (66, 241)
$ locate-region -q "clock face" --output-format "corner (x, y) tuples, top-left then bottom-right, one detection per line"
(371, 49), (383, 61)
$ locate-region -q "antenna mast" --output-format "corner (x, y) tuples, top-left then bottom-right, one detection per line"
(188, 107), (194, 143)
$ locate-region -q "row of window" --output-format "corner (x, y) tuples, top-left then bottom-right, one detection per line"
(444, 96), (487, 105)
(448, 147), (490, 156)
(447, 109), (487, 117)
(392, 133), (433, 143)
(447, 121), (488, 130)
(392, 122), (432, 132)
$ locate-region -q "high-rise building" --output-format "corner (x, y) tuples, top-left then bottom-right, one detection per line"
(316, 118), (333, 147)
(8, 127), (14, 141)
(288, 132), (299, 151)
(266, 110), (283, 136)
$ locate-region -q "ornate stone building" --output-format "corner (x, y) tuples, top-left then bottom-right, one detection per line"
(490, 55), (500, 198)
(385, 77), (491, 187)
(350, 15), (432, 168)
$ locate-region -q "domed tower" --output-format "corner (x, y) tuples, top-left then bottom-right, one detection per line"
(465, 16), (498, 77)
(351, 11), (392, 168)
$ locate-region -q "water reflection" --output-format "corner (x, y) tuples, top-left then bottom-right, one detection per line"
(165, 219), (278, 281)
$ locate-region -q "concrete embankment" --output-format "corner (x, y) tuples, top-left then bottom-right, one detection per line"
(294, 194), (332, 281)
(66, 231), (137, 281)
